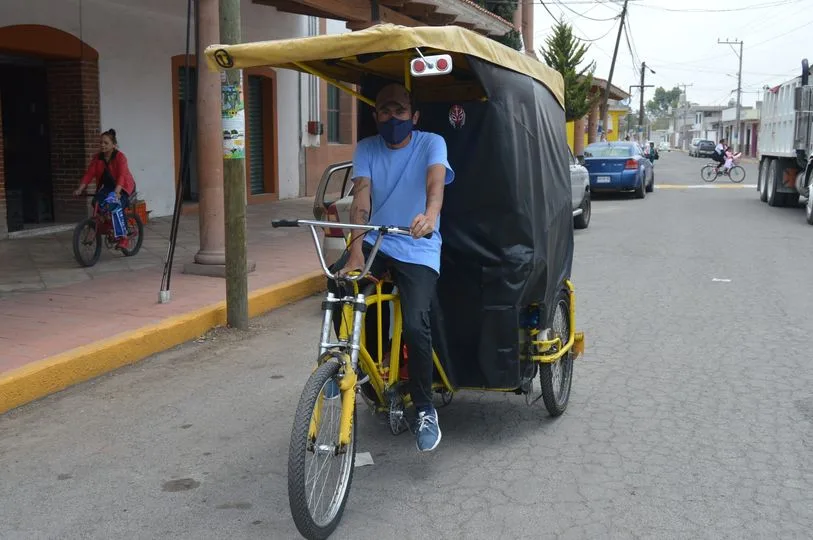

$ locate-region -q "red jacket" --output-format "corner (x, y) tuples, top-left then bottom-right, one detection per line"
(80, 151), (136, 195)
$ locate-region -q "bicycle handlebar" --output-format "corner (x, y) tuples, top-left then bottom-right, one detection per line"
(271, 218), (433, 282)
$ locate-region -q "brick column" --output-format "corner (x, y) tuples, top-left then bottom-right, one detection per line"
(574, 118), (585, 157)
(0, 93), (6, 236)
(587, 103), (598, 144)
(46, 59), (100, 223)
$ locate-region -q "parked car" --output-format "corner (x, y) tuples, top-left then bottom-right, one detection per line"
(582, 141), (654, 199)
(696, 140), (716, 158)
(569, 148), (591, 230)
(314, 154), (592, 265)
(689, 137), (702, 157)
(658, 141), (670, 152)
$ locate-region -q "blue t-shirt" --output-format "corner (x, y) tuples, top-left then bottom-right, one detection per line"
(352, 131), (455, 274)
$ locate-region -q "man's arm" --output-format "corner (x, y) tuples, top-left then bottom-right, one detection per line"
(410, 164), (446, 239)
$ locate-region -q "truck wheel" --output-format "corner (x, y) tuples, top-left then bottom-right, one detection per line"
(758, 159), (770, 202)
(767, 159), (787, 207)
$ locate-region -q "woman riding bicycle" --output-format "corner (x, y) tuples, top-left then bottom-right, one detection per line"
(73, 129), (136, 248)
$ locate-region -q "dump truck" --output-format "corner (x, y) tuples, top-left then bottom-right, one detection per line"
(756, 59), (813, 224)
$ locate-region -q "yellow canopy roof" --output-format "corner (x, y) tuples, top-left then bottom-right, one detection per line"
(203, 24), (564, 108)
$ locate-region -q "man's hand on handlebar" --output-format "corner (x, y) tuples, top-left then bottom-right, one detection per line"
(410, 212), (436, 240)
(339, 251), (365, 277)
(73, 187), (85, 197)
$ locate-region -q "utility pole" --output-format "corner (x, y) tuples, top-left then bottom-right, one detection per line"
(678, 83), (693, 150)
(628, 83), (653, 140)
(220, 0), (250, 329)
(719, 38), (743, 152)
(638, 62), (655, 141)
(599, 0), (628, 139)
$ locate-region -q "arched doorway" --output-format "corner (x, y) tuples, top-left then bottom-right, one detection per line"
(0, 24), (100, 234)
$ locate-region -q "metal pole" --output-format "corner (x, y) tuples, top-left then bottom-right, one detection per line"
(599, 0), (628, 136)
(220, 0), (249, 329)
(639, 62), (645, 129)
(719, 38), (744, 152)
(678, 83), (693, 150)
(735, 41), (743, 152)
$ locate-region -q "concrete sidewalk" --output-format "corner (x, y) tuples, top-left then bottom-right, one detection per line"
(0, 198), (325, 414)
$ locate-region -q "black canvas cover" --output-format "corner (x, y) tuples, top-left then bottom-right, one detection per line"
(359, 57), (573, 390)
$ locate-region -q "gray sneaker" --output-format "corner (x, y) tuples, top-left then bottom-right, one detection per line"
(415, 407), (441, 452)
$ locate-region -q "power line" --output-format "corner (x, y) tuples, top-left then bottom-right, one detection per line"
(633, 0), (801, 13)
(552, 0), (621, 21)
(538, 1), (620, 42)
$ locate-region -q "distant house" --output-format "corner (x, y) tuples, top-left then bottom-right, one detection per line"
(567, 77), (630, 155)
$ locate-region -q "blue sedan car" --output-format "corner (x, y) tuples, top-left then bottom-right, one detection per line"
(583, 142), (655, 198)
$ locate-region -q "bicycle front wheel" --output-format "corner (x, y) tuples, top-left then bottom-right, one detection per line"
(73, 219), (102, 267)
(729, 166), (746, 183)
(701, 165), (718, 183)
(288, 358), (356, 540)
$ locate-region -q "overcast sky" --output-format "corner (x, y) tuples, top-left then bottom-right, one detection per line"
(531, 0), (810, 110)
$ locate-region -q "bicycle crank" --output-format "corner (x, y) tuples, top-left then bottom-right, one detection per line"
(388, 395), (409, 435)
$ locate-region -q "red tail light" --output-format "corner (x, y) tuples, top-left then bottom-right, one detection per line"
(323, 204), (345, 238)
(624, 159), (638, 170)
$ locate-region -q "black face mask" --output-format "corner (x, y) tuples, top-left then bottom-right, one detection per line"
(378, 117), (413, 145)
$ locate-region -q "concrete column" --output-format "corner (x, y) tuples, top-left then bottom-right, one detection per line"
(574, 118), (585, 157)
(193, 0), (226, 266)
(587, 104), (598, 144)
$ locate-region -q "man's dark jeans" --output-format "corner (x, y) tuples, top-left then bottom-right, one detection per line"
(327, 242), (438, 410)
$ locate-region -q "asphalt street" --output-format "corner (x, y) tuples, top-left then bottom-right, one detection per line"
(2, 151), (813, 539)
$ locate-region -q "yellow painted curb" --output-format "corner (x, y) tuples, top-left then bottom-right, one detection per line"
(0, 271), (326, 415)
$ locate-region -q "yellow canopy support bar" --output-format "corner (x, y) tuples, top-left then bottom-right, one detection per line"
(293, 61), (375, 108)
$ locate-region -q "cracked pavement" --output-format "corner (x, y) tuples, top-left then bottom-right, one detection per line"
(2, 152), (812, 539)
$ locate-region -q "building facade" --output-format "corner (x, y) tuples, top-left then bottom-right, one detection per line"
(0, 0), (337, 236)
(1, 0), (525, 238)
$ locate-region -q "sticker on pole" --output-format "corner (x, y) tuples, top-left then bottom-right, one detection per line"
(221, 72), (245, 160)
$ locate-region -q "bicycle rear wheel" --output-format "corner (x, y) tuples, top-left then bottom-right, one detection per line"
(121, 213), (144, 256)
(288, 358), (356, 540)
(729, 166), (746, 183)
(701, 165), (718, 183)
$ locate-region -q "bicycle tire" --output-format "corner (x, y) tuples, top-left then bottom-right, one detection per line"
(729, 166), (746, 183)
(72, 219), (102, 267)
(538, 288), (574, 417)
(121, 213), (144, 257)
(288, 358), (356, 540)
(701, 165), (718, 183)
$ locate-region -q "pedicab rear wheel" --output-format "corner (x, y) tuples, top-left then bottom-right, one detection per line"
(538, 289), (574, 417)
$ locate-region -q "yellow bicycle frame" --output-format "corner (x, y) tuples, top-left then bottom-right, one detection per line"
(320, 279), (584, 447)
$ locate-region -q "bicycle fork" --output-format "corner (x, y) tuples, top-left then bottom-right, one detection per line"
(312, 292), (366, 451)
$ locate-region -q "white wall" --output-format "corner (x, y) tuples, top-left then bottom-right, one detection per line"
(0, 0), (309, 215)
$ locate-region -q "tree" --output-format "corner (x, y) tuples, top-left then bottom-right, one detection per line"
(539, 21), (597, 122)
(476, 0), (523, 50)
(645, 86), (681, 118)
(727, 98), (737, 107)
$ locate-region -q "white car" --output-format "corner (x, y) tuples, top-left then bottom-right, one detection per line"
(313, 155), (591, 266)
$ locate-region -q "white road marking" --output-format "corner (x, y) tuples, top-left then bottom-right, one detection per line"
(656, 184), (757, 189)
(355, 452), (375, 467)
(712, 278), (732, 282)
